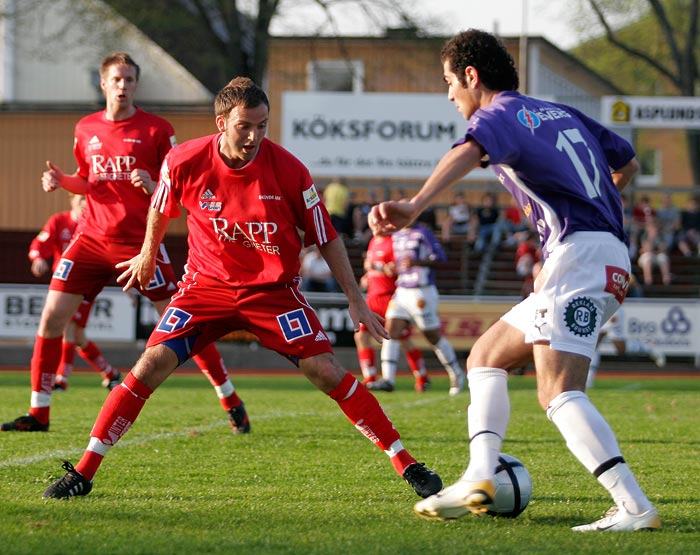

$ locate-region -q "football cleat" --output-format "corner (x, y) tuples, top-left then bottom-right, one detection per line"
(572, 505), (661, 532)
(366, 379), (395, 392)
(43, 461), (93, 499)
(414, 479), (496, 521)
(1, 414), (49, 432)
(650, 349), (666, 368)
(414, 375), (431, 393)
(53, 378), (68, 392)
(447, 368), (466, 397)
(403, 462), (443, 498)
(101, 370), (122, 391)
(228, 402), (251, 434)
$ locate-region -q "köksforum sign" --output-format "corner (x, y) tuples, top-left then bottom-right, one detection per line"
(602, 96), (700, 129)
(281, 91), (492, 179)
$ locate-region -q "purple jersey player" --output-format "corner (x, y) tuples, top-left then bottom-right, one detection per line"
(367, 222), (465, 396)
(369, 29), (659, 532)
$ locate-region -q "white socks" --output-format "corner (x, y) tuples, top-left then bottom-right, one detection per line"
(380, 339), (400, 383)
(462, 367), (509, 482)
(547, 390), (652, 514)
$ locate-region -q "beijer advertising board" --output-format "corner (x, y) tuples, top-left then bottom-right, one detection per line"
(0, 285), (135, 341)
(281, 91), (493, 180)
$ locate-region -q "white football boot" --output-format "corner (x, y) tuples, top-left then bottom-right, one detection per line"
(572, 505), (661, 532)
(413, 479), (495, 521)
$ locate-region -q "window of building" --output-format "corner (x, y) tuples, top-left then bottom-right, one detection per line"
(636, 148), (661, 187)
(307, 60), (364, 92)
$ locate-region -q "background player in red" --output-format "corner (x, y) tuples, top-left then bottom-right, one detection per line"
(354, 228), (429, 392)
(42, 76), (442, 501)
(28, 192), (120, 391)
(2, 52), (248, 435)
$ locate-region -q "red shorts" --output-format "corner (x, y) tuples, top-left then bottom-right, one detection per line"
(70, 299), (93, 328)
(50, 232), (178, 303)
(360, 292), (411, 338)
(147, 273), (333, 366)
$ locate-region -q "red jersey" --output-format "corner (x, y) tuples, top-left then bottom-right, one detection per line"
(365, 234), (396, 298)
(74, 108), (175, 241)
(152, 135), (337, 287)
(28, 211), (77, 271)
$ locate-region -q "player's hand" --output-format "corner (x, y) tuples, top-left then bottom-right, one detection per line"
(42, 161), (64, 192)
(368, 201), (416, 234)
(131, 168), (155, 195)
(30, 258), (50, 278)
(348, 299), (389, 344)
(116, 254), (156, 292)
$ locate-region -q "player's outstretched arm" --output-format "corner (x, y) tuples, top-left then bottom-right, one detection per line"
(42, 161), (88, 194)
(116, 207), (171, 291)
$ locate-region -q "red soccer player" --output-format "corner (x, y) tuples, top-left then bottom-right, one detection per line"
(2, 52), (248, 435)
(42, 77), (442, 500)
(354, 228), (429, 392)
(28, 193), (120, 391)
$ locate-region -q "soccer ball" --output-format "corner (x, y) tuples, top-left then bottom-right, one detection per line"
(486, 453), (532, 518)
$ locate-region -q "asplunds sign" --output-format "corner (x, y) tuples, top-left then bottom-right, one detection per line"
(281, 92), (491, 179)
(602, 96), (700, 129)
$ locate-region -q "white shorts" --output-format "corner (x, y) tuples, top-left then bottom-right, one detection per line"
(385, 285), (441, 331)
(501, 232), (631, 359)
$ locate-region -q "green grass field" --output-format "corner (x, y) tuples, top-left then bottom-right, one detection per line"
(1, 370), (698, 555)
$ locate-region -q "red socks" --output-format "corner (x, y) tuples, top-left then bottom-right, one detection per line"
(76, 373), (153, 480)
(328, 372), (400, 451)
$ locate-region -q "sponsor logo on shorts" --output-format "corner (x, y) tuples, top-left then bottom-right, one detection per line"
(604, 265), (630, 304)
(564, 296), (597, 337)
(52, 258), (74, 281)
(278, 308), (313, 342)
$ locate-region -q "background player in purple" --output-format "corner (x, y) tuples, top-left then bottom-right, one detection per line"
(367, 221), (465, 396)
(370, 29), (659, 532)
(42, 77), (442, 501)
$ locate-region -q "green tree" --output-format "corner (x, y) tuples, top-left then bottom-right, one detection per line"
(105, 0), (431, 94)
(571, 0), (700, 185)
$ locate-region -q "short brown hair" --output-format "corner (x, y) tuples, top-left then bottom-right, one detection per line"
(100, 52), (140, 80)
(214, 77), (270, 118)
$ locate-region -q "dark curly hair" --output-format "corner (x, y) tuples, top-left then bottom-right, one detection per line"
(440, 29), (519, 92)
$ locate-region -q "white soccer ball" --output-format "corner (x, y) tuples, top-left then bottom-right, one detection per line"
(486, 453), (532, 518)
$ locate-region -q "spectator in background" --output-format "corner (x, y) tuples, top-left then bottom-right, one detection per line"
(629, 195), (655, 258)
(637, 219), (671, 286)
(441, 190), (474, 242)
(323, 178), (350, 235)
(500, 196), (529, 246)
(655, 193), (680, 253)
(300, 245), (339, 292)
(28, 193), (119, 391)
(677, 196), (700, 257)
(473, 192), (501, 253)
(514, 230), (541, 297)
(352, 188), (378, 246)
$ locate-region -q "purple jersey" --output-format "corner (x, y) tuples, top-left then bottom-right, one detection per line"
(393, 223), (446, 288)
(456, 91), (633, 259)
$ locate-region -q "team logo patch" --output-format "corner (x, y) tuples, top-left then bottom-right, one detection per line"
(278, 309), (313, 342)
(156, 307), (192, 333)
(52, 258), (74, 281)
(144, 267), (166, 290)
(303, 184), (321, 209)
(564, 297), (597, 337)
(517, 106), (541, 134)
